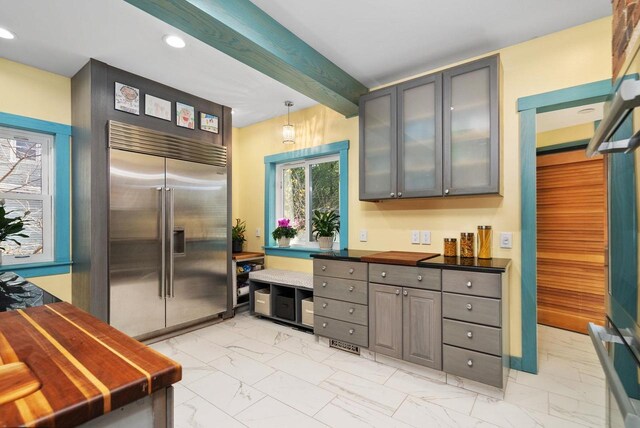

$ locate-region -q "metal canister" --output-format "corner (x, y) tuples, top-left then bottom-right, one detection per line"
(477, 226), (492, 259)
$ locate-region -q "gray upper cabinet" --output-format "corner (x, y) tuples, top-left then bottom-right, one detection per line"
(443, 55), (499, 196)
(359, 55), (499, 200)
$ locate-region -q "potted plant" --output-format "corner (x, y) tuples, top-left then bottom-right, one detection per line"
(272, 218), (297, 248)
(232, 218), (246, 253)
(312, 209), (340, 250)
(0, 200), (29, 264)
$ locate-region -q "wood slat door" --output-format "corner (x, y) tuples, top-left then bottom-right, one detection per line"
(536, 149), (606, 333)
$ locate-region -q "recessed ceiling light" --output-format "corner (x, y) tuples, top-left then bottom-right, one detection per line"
(578, 107), (596, 115)
(163, 35), (185, 48)
(0, 27), (15, 40)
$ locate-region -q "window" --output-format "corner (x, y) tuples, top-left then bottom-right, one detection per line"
(276, 155), (340, 247)
(0, 126), (53, 264)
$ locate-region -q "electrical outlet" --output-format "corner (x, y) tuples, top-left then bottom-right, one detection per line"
(255, 228), (261, 237)
(421, 230), (431, 245)
(500, 232), (513, 249)
(359, 230), (368, 242)
(411, 230), (420, 244)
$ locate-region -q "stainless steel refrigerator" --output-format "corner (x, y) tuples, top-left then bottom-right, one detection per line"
(108, 121), (228, 338)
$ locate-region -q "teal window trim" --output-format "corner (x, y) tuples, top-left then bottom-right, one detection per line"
(517, 79), (613, 374)
(264, 140), (349, 258)
(0, 112), (72, 278)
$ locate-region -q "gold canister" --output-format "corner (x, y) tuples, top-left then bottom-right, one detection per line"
(444, 238), (457, 257)
(477, 226), (492, 259)
(460, 233), (474, 258)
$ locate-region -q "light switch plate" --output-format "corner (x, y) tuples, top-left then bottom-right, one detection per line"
(421, 230), (431, 245)
(359, 230), (368, 242)
(411, 230), (420, 244)
(255, 228), (261, 237)
(500, 232), (513, 249)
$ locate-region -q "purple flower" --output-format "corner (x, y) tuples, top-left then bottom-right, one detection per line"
(277, 218), (290, 228)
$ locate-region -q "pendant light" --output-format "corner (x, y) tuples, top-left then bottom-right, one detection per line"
(283, 101), (295, 144)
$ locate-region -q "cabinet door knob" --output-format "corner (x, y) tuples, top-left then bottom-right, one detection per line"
(390, 192), (395, 197)
(381, 272), (387, 278)
(444, 189), (450, 195)
(403, 290), (408, 296)
(322, 322), (327, 328)
(322, 303), (328, 308)
(395, 289), (400, 295)
(466, 281), (472, 288)
(466, 303), (473, 310)
(349, 286), (355, 292)
(349, 308), (355, 314)
(349, 329), (355, 335)
(417, 275), (423, 281)
(322, 282), (327, 288)
(467, 331), (473, 338)
(321, 265), (326, 271)
(467, 359), (473, 367)
(398, 192), (402, 197)
(349, 268), (354, 274)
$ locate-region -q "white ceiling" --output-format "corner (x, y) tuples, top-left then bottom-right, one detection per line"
(0, 1), (611, 127)
(536, 102), (604, 133)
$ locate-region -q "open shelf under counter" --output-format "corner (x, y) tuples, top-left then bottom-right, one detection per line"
(232, 252), (265, 310)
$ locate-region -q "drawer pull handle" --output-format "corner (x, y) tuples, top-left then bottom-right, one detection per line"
(349, 308), (355, 314)
(322, 265), (327, 271)
(322, 282), (327, 288)
(466, 303), (473, 311)
(349, 329), (354, 335)
(381, 272), (387, 278)
(349, 286), (355, 292)
(322, 303), (328, 308)
(403, 290), (408, 296)
(467, 359), (473, 367)
(467, 331), (473, 338)
(417, 275), (423, 281)
(395, 289), (400, 295)
(322, 322), (327, 328)
(466, 281), (472, 288)
(349, 268), (354, 274)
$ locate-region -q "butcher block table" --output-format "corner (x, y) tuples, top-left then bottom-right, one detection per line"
(0, 302), (181, 427)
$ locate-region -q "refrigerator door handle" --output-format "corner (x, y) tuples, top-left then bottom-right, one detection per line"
(168, 187), (175, 298)
(158, 186), (166, 298)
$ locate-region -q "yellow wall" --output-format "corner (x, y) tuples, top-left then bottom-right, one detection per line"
(233, 17), (612, 358)
(0, 58), (72, 301)
(537, 123), (595, 148)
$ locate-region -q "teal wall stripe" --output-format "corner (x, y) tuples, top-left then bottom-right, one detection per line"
(520, 108), (538, 374)
(510, 356), (523, 371)
(339, 144), (349, 249)
(0, 112), (72, 278)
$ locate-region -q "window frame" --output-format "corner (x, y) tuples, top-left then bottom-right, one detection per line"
(264, 140), (349, 259)
(0, 112), (72, 278)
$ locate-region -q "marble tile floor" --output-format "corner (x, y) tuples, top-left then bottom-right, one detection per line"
(150, 313), (606, 428)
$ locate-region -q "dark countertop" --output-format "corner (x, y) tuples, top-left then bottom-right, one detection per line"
(0, 272), (61, 312)
(418, 256), (511, 273)
(311, 249), (382, 262)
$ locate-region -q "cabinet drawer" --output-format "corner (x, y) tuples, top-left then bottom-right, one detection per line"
(443, 319), (501, 356)
(442, 270), (500, 298)
(443, 293), (501, 327)
(315, 316), (368, 347)
(369, 264), (441, 290)
(443, 345), (504, 388)
(313, 276), (368, 305)
(314, 297), (368, 326)
(314, 259), (367, 281)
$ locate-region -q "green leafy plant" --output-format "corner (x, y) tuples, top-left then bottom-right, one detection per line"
(232, 218), (246, 244)
(0, 200), (29, 251)
(272, 218), (297, 240)
(312, 209), (340, 239)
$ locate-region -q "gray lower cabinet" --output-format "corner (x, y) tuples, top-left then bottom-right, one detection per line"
(369, 283), (442, 370)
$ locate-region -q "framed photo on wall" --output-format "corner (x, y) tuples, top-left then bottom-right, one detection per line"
(145, 94), (171, 121)
(114, 82), (140, 115)
(200, 112), (219, 134)
(176, 102), (195, 129)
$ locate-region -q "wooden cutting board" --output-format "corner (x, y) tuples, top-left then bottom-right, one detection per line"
(0, 362), (41, 406)
(360, 251), (440, 266)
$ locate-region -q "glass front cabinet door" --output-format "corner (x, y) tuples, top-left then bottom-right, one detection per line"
(443, 55), (499, 196)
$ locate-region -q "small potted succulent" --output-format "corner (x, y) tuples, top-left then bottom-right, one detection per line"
(0, 200), (29, 264)
(312, 209), (340, 250)
(232, 218), (246, 253)
(272, 218), (297, 248)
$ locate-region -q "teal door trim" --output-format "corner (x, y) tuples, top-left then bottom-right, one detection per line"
(517, 78), (613, 374)
(124, 0), (367, 117)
